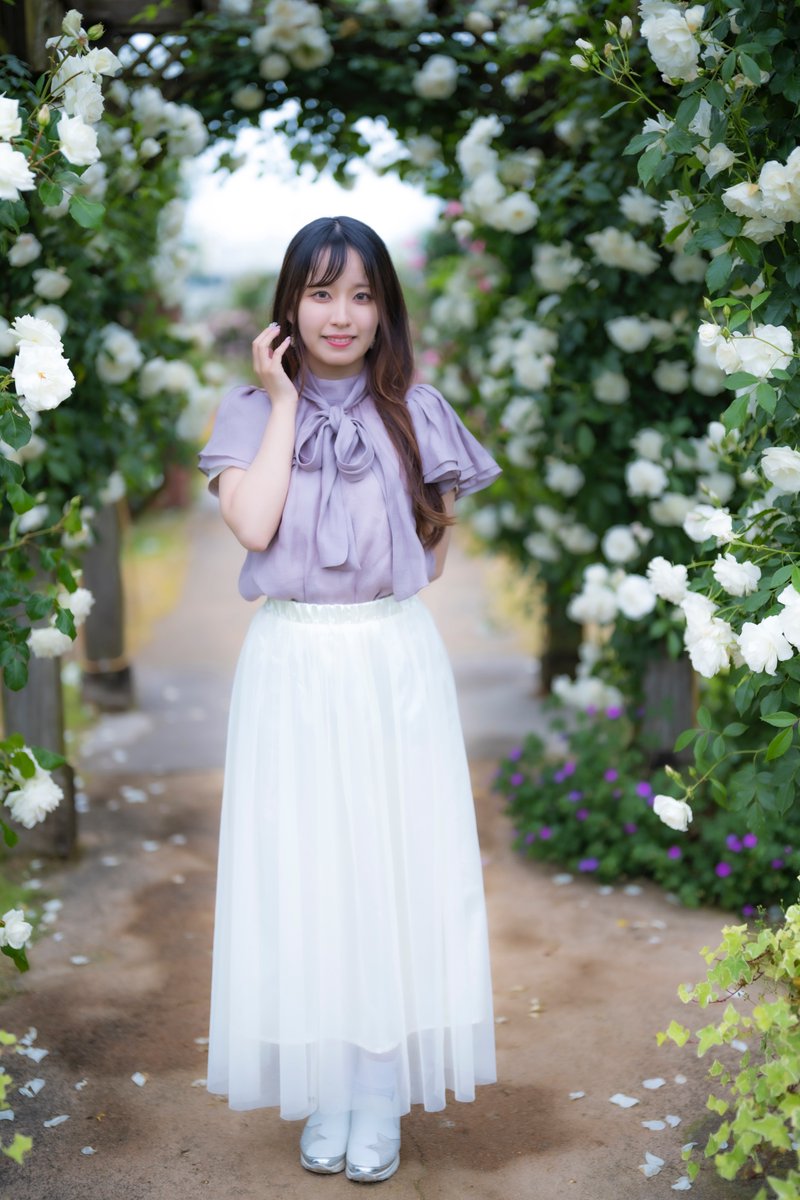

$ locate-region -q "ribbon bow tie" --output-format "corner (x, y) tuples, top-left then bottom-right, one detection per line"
(294, 373), (375, 571)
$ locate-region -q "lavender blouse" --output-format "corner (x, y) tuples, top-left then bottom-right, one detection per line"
(197, 367), (502, 604)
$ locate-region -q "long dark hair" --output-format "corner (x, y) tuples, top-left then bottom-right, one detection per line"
(271, 216), (454, 550)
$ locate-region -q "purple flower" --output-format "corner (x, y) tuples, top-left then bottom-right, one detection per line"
(612, 788), (622, 799)
(578, 857), (599, 872)
(524, 832), (536, 845)
(509, 746), (523, 761)
(510, 772), (525, 787)
(635, 781), (653, 799)
(606, 706), (623, 720)
(567, 790), (584, 803)
(742, 833), (758, 849)
(785, 845), (793, 854)
(604, 769), (619, 783)
(553, 770), (566, 783)
(576, 808), (589, 821)
(771, 858), (784, 870)
(586, 705), (598, 716)
(715, 862), (732, 878)
(725, 835), (743, 853)
(563, 760), (577, 777)
(667, 846), (682, 860)
(539, 826), (552, 841)
(742, 904), (755, 917)
(624, 822), (638, 835)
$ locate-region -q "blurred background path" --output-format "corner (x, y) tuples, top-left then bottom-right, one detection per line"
(1, 498), (757, 1200)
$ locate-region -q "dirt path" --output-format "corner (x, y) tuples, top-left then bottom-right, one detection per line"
(1, 501), (758, 1200)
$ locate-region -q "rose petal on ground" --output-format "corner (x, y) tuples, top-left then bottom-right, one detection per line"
(0, 1110), (14, 1120)
(682, 1142), (697, 1152)
(70, 956), (89, 966)
(643, 1077), (666, 1089)
(731, 1039), (748, 1052)
(74, 794), (90, 813)
(642, 1120), (666, 1130)
(172, 875), (186, 885)
(648, 936), (662, 945)
(666, 1114), (681, 1127)
(672, 1179), (692, 1191)
(100, 855), (120, 867)
(80, 1146), (95, 1155)
(17, 1046), (48, 1062)
(43, 1115), (69, 1127)
(25, 878), (43, 890)
(111, 749), (128, 763)
(19, 1079), (45, 1097)
(610, 1093), (639, 1107)
(597, 885), (614, 895)
(169, 834), (187, 846)
(148, 781), (166, 795)
(495, 1016), (509, 1024)
(193, 1037), (209, 1046)
(639, 1151), (665, 1178)
(553, 873), (574, 885)
(623, 884), (643, 895)
(675, 1075), (687, 1085)
(191, 1078), (207, 1088)
(121, 786), (147, 803)
(651, 919), (667, 929)
(141, 840), (160, 852)
(131, 1072), (147, 1087)
(569, 1091), (586, 1100)
(74, 1080), (88, 1090)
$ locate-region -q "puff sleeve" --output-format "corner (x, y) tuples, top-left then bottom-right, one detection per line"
(407, 383), (502, 499)
(197, 385), (271, 496)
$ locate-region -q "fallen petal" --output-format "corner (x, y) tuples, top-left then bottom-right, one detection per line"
(666, 1115), (682, 1128)
(643, 1078), (666, 1090)
(553, 873), (574, 885)
(74, 1080), (88, 1091)
(642, 1120), (666, 1131)
(672, 1179), (692, 1191)
(674, 1074), (687, 1085)
(18, 1079), (45, 1098)
(141, 841), (160, 853)
(70, 955), (90, 966)
(569, 1091), (586, 1100)
(191, 1078), (207, 1088)
(609, 1093), (639, 1108)
(130, 1072), (147, 1087)
(731, 1039), (748, 1052)
(639, 1151), (665, 1178)
(623, 884), (642, 895)
(80, 1146), (95, 1155)
(0, 1111), (14, 1121)
(495, 1016), (509, 1024)
(43, 1115), (69, 1127)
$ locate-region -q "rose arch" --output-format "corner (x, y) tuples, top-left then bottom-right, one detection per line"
(2, 0), (800, 1182)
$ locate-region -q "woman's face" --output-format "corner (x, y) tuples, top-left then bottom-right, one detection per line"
(295, 247), (380, 380)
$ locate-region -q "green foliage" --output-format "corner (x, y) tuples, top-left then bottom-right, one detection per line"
(0, 1031), (32, 1163)
(497, 699), (799, 911)
(661, 893), (800, 1196)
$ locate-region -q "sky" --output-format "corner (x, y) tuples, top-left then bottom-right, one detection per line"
(182, 114), (442, 277)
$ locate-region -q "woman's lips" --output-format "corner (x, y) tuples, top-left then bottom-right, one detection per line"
(324, 336), (355, 347)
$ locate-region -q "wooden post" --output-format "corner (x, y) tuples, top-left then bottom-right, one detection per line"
(538, 583), (581, 695)
(80, 502), (134, 711)
(641, 655), (697, 767)
(1, 644), (76, 859)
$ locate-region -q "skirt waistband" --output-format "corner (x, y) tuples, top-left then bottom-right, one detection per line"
(263, 595), (415, 624)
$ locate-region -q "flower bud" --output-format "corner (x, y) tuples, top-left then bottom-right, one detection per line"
(663, 764), (683, 783)
(620, 16), (633, 39)
(87, 23), (104, 40)
(604, 42), (614, 60)
(604, 20), (617, 35)
(36, 104), (51, 128)
(575, 38), (594, 52)
(569, 54), (590, 71)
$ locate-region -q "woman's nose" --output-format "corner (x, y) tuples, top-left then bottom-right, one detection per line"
(330, 297), (351, 325)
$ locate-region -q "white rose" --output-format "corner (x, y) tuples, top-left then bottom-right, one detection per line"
(616, 574), (657, 620)
(759, 160), (800, 223)
(0, 908), (32, 949)
(489, 191), (540, 234)
(532, 242), (582, 292)
(722, 180), (763, 218)
(683, 504), (734, 544)
(641, 7), (701, 80)
(524, 532), (560, 562)
(96, 323), (145, 384)
(567, 584), (618, 625)
(705, 143), (737, 178)
(465, 9), (493, 35)
(513, 352), (554, 391)
(259, 53), (291, 80)
(62, 73), (104, 124)
(3, 758), (63, 828)
(653, 794), (693, 832)
(546, 459), (584, 496)
(12, 343), (75, 411)
(32, 268), (71, 300)
(619, 186), (660, 225)
(57, 114), (100, 166)
(687, 617), (736, 678)
(586, 227), (661, 274)
(605, 316), (654, 352)
(738, 616), (794, 675)
(8, 233), (40, 269)
(630, 428), (664, 460)
(625, 458), (668, 498)
(57, 586), (95, 627)
(711, 553), (761, 597)
(761, 446), (800, 493)
(742, 215), (786, 245)
(724, 324), (794, 379)
(82, 47), (123, 77)
(646, 556), (688, 604)
(28, 625), (74, 658)
(99, 470), (127, 505)
(602, 525), (639, 564)
(11, 314), (63, 350)
(389, 0), (428, 24)
(653, 358), (689, 394)
(0, 141), (36, 200)
(413, 54), (459, 99)
(670, 252), (707, 284)
(0, 95), (22, 140)
(592, 370), (630, 404)
(558, 523), (598, 554)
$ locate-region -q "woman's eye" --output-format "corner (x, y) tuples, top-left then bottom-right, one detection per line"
(355, 292), (372, 302)
(312, 290), (329, 299)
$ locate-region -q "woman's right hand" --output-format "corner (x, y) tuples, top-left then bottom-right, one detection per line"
(252, 323), (298, 406)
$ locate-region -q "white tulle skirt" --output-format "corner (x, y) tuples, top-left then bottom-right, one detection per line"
(207, 593), (496, 1120)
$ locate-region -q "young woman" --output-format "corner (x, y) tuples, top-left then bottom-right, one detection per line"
(198, 216), (501, 1184)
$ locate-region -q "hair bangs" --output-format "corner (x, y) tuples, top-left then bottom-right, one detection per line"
(306, 235), (350, 289)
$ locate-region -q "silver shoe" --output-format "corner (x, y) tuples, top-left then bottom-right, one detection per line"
(345, 1114), (401, 1183)
(300, 1110), (351, 1175)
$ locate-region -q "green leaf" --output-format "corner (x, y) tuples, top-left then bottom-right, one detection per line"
(721, 390), (750, 433)
(756, 381), (778, 415)
(38, 178), (62, 206)
(601, 101), (632, 120)
(697, 705), (713, 730)
(68, 194), (104, 229)
(2, 655), (28, 691)
(706, 252), (734, 293)
(0, 943), (29, 974)
(6, 482), (35, 515)
(738, 52), (763, 85)
(0, 407), (32, 450)
(623, 130), (661, 156)
(723, 371), (758, 390)
(761, 712), (797, 728)
(1, 1132), (33, 1163)
(723, 722), (748, 737)
(637, 143), (664, 187)
(53, 608), (75, 639)
(0, 819), (18, 848)
(766, 726), (794, 761)
(793, 567), (800, 593)
(28, 743), (65, 771)
(674, 728), (698, 752)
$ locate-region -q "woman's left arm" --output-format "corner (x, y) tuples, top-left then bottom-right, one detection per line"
(430, 489), (457, 581)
